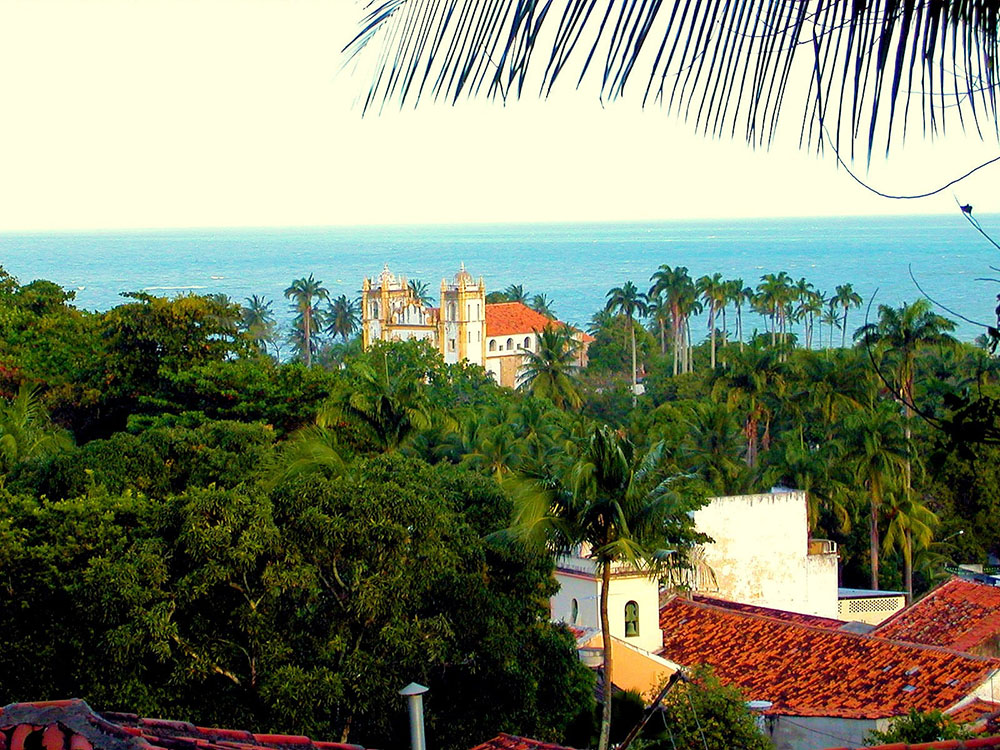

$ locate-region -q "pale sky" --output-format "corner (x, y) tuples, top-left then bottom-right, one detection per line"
(2, 0), (1000, 232)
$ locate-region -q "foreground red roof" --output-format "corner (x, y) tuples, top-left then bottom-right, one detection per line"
(0, 700), (369, 750)
(691, 594), (847, 629)
(821, 738), (1000, 750)
(658, 597), (1000, 719)
(469, 734), (579, 750)
(874, 578), (1000, 655)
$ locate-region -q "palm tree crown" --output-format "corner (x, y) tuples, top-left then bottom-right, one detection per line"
(346, 1), (998, 155)
(284, 274), (329, 367)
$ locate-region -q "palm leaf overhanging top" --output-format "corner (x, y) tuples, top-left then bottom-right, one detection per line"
(345, 0), (1000, 157)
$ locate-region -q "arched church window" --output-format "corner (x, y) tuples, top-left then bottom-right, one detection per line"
(624, 601), (639, 637)
(506, 337), (513, 349)
(523, 336), (531, 350)
(489, 339), (496, 351)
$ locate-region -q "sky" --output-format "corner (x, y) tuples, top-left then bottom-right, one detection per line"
(2, 0), (1000, 232)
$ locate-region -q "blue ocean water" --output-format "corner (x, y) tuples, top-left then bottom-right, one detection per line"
(1, 215), (996, 342)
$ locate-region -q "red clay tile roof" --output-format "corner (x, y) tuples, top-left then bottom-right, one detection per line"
(821, 738), (1000, 750)
(874, 578), (1000, 655)
(469, 734), (579, 750)
(658, 596), (1000, 719)
(948, 699), (1000, 730)
(690, 594), (847, 629)
(485, 303), (562, 337)
(0, 700), (369, 750)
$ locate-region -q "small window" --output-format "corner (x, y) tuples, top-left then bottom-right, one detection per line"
(468, 331), (471, 343)
(571, 598), (579, 625)
(489, 339), (496, 352)
(477, 331), (481, 342)
(448, 339), (456, 352)
(624, 601), (639, 637)
(523, 336), (531, 350)
(506, 337), (514, 350)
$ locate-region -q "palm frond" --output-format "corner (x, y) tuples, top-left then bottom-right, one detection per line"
(346, 0), (1000, 155)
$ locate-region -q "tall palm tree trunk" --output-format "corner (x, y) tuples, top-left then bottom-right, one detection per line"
(709, 307), (717, 369)
(870, 489), (880, 590)
(304, 307), (313, 367)
(841, 305), (849, 347)
(630, 317), (638, 407)
(904, 526), (913, 604)
(598, 563), (613, 750)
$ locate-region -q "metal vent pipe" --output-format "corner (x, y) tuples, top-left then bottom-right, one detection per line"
(399, 682), (429, 750)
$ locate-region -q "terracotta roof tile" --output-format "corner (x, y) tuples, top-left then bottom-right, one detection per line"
(485, 303), (562, 337)
(874, 578), (1000, 655)
(0, 701), (370, 750)
(821, 738), (1000, 750)
(948, 699), (1000, 732)
(690, 594), (847, 629)
(658, 597), (1000, 719)
(469, 734), (579, 750)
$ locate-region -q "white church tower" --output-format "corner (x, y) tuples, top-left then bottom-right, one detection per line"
(550, 546), (664, 655)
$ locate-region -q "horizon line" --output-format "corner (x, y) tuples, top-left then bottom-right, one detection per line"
(0, 210), (969, 235)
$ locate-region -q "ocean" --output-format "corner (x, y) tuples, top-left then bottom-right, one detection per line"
(1, 214), (996, 342)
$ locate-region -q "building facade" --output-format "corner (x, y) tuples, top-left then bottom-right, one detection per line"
(362, 265), (589, 386)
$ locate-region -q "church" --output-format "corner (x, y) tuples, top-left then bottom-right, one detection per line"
(361, 264), (592, 387)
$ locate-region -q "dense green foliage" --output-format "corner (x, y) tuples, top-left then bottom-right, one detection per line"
(1, 261), (999, 747)
(866, 708), (973, 744)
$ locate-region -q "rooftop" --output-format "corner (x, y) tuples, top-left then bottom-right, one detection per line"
(822, 738), (1000, 750)
(0, 700), (369, 750)
(690, 594), (847, 629)
(469, 735), (579, 750)
(485, 303), (562, 338)
(658, 596), (1000, 719)
(947, 698), (1000, 730)
(873, 578), (1000, 655)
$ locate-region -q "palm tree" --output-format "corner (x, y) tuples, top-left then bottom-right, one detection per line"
(727, 279), (750, 352)
(530, 293), (556, 318)
(697, 273), (727, 369)
(883, 489), (938, 603)
(347, 2), (995, 159)
(715, 345), (784, 467)
(321, 347), (434, 451)
(0, 385), (72, 478)
(518, 325), (582, 410)
(284, 274), (329, 367)
(649, 265), (694, 375)
(757, 272), (793, 351)
(792, 278), (815, 349)
(504, 284), (529, 304)
(241, 295), (275, 352)
(508, 426), (681, 750)
(856, 299), (957, 516)
(821, 303), (842, 351)
(645, 292), (671, 355)
(407, 279), (434, 305)
(605, 281), (648, 404)
(326, 294), (361, 343)
(842, 402), (908, 591)
(832, 284), (863, 347)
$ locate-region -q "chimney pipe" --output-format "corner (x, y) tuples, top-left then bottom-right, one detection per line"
(399, 682), (429, 750)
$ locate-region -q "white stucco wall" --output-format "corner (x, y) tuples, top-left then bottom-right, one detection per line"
(692, 490), (839, 619)
(765, 715), (884, 750)
(552, 567), (664, 654)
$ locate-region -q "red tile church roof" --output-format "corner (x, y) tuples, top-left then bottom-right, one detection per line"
(0, 700), (369, 750)
(658, 596), (1000, 719)
(484, 303), (594, 343)
(485, 303), (560, 337)
(874, 578), (1000, 655)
